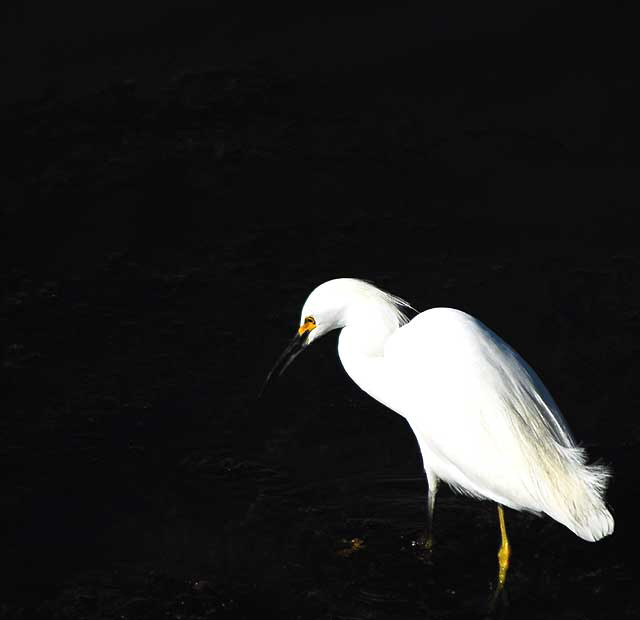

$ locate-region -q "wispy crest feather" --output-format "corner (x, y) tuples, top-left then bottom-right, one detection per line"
(352, 279), (416, 327)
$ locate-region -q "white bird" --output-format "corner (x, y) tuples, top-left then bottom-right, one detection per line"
(263, 278), (614, 590)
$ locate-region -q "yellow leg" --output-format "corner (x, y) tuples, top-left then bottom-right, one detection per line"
(496, 505), (511, 591)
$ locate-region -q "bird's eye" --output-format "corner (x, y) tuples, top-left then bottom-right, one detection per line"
(305, 316), (316, 325)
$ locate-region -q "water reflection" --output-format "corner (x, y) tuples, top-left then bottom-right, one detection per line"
(213, 461), (596, 618)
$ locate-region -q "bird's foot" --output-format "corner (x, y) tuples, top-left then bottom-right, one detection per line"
(411, 531), (433, 551)
(497, 540), (511, 590)
(409, 531), (434, 563)
(487, 540), (511, 615)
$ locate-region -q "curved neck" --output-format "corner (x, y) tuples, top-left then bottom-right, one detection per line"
(339, 302), (401, 357)
(337, 321), (397, 411)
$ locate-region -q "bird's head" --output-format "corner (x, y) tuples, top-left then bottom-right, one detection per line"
(297, 279), (354, 344)
(259, 281), (348, 395)
(260, 279), (412, 395)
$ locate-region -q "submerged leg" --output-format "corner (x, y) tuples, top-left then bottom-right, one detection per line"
(414, 471), (439, 551)
(496, 504), (511, 591)
(424, 471), (439, 549)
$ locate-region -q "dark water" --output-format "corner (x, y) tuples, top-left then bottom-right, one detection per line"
(2, 3), (639, 619)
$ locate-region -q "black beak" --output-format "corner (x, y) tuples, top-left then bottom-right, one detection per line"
(259, 330), (310, 397)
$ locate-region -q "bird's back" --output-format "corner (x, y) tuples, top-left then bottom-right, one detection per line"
(382, 308), (613, 542)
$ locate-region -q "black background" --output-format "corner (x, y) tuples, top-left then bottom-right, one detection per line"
(2, 2), (638, 618)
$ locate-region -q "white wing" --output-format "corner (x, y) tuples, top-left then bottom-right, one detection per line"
(382, 307), (612, 541)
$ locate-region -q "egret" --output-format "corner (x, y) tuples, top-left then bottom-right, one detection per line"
(263, 278), (614, 591)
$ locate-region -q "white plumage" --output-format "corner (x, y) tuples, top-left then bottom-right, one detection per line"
(294, 278), (613, 543)
(265, 276), (614, 581)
